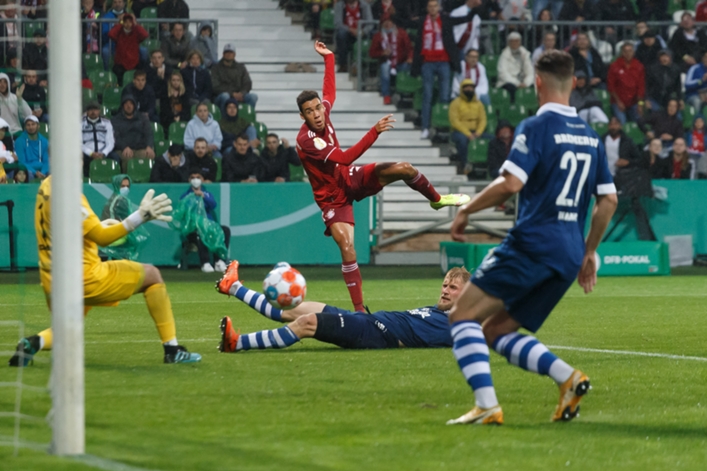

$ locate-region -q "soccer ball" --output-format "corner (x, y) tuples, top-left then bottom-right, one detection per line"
(263, 264), (306, 310)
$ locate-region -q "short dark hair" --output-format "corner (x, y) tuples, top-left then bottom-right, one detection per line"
(535, 50), (574, 82)
(297, 90), (320, 112)
(133, 69), (146, 79)
(235, 133), (249, 142)
(150, 49), (163, 57)
(266, 133), (279, 140)
(171, 22), (185, 31)
(168, 143), (184, 156)
(188, 167), (203, 178)
(194, 137), (208, 146)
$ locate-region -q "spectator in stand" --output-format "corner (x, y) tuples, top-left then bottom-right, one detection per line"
(306, 0), (332, 40)
(101, 0), (129, 70)
(452, 49), (489, 105)
(0, 73), (31, 134)
(371, 0), (412, 22)
(111, 95), (155, 171)
(645, 138), (671, 179)
(636, 0), (670, 23)
(669, 12), (707, 73)
(22, 30), (47, 82)
(570, 71), (609, 124)
(634, 20), (667, 49)
(82, 101), (115, 177)
(487, 119), (514, 178)
(121, 69), (158, 123)
(109, 13), (149, 86)
(569, 33), (605, 88)
(499, 0), (530, 21)
(131, 0), (157, 18)
(191, 22), (218, 68)
(161, 22), (191, 70)
(669, 138), (694, 179)
(334, 0), (373, 73)
(150, 143), (189, 183)
(450, 0), (482, 56)
(639, 98), (683, 145)
(212, 44), (257, 111)
(22, 70), (48, 123)
(532, 9), (556, 52)
(449, 79), (487, 167)
(219, 98), (257, 152)
(3, 49), (21, 91)
(685, 50), (707, 111)
(15, 116), (49, 181)
(607, 42), (645, 124)
(260, 133), (301, 182)
(180, 170), (231, 273)
(159, 70), (191, 137)
(698, 0), (707, 22)
(369, 15), (413, 105)
(222, 133), (263, 183)
(184, 101), (223, 158)
(0, 118), (17, 183)
(646, 50), (682, 112)
(158, 0), (190, 38)
(181, 50), (213, 105)
(410, 0), (475, 139)
(532, 31), (556, 65)
(146, 49), (172, 99)
(603, 116), (642, 176)
(595, 0), (635, 43)
(81, 0), (100, 54)
(687, 116), (706, 161)
(496, 32), (533, 103)
(635, 30), (662, 68)
(558, 0), (592, 40)
(531, 0), (563, 22)
(186, 137), (218, 182)
(694, 87), (707, 117)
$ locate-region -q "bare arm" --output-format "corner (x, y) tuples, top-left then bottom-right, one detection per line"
(577, 193), (619, 293)
(314, 41), (336, 106)
(326, 115), (395, 165)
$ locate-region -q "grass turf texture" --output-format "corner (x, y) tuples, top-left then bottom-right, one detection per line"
(1, 267), (706, 470)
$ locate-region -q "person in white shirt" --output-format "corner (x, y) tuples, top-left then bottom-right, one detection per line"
(497, 32), (534, 102)
(451, 0), (482, 55)
(532, 31), (556, 64)
(82, 101), (116, 177)
(0, 118), (17, 184)
(452, 48), (489, 105)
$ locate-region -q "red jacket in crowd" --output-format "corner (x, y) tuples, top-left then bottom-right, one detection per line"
(697, 1), (707, 22)
(607, 57), (645, 108)
(369, 28), (413, 66)
(108, 22), (149, 71)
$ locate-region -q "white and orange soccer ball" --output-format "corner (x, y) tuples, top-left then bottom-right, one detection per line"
(263, 263), (307, 310)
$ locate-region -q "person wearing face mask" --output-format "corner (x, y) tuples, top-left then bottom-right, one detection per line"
(150, 143), (189, 183)
(82, 101), (116, 177)
(179, 170), (231, 273)
(369, 15), (413, 105)
(101, 174), (133, 222)
(449, 79), (487, 168)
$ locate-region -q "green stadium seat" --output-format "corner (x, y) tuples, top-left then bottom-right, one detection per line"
(289, 164), (305, 182)
(100, 105), (111, 117)
(484, 103), (495, 119)
(89, 70), (118, 91)
(683, 105), (696, 129)
(431, 103), (451, 130)
(489, 88), (510, 108)
(624, 121), (644, 144)
(39, 123), (49, 138)
(82, 88), (96, 105)
(83, 54), (103, 74)
(89, 159), (120, 183)
(238, 104), (256, 124)
(168, 122), (187, 144)
(122, 70), (136, 85)
(191, 102), (221, 121)
(320, 9), (334, 33)
(413, 89), (423, 111)
(127, 158), (153, 183)
(140, 6), (158, 17)
(151, 122), (165, 140)
(254, 121), (268, 142)
(467, 138), (489, 164)
(155, 139), (171, 157)
(23, 21), (43, 38)
(394, 70), (422, 95)
(351, 39), (372, 63)
(144, 39), (161, 53)
(590, 122), (608, 136)
(140, 7), (159, 38)
(480, 55), (499, 80)
(102, 87), (122, 113)
(499, 104), (527, 127)
(486, 116), (497, 135)
(515, 88), (537, 109)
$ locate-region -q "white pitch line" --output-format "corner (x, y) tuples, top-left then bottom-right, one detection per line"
(547, 345), (707, 362)
(74, 454), (162, 471)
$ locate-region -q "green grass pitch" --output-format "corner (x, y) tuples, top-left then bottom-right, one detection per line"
(1, 266), (706, 470)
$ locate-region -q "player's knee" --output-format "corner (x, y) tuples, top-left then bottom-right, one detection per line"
(142, 264), (164, 287)
(398, 162), (417, 179)
(337, 240), (356, 259)
(293, 313), (318, 336)
(481, 323), (501, 346)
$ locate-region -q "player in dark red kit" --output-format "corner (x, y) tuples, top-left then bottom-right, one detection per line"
(296, 41), (470, 312)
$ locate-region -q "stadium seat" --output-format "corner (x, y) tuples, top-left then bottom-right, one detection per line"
(624, 122), (644, 144)
(254, 121), (268, 142)
(394, 70), (422, 95)
(489, 88), (510, 108)
(480, 56), (499, 81)
(89, 159), (120, 183)
(155, 139), (171, 157)
(23, 21), (43, 38)
(515, 88), (537, 110)
(144, 39), (161, 53)
(320, 9), (335, 41)
(89, 70), (118, 91)
(499, 104), (527, 127)
(127, 158), (153, 183)
(431, 103), (451, 130)
(289, 164), (305, 182)
(168, 122), (188, 144)
(102, 87), (122, 113)
(82, 88), (96, 105)
(467, 138), (489, 165)
(123, 70), (135, 85)
(594, 89), (611, 115)
(591, 122), (608, 136)
(100, 105), (111, 117)
(668, 0), (683, 14)
(39, 123), (49, 138)
(683, 105), (696, 129)
(351, 39), (373, 65)
(140, 7), (159, 39)
(151, 122), (165, 140)
(238, 104), (256, 124)
(83, 54), (103, 74)
(486, 116), (497, 135)
(191, 103), (221, 121)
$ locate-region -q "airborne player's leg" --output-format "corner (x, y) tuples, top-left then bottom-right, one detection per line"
(330, 222), (365, 313)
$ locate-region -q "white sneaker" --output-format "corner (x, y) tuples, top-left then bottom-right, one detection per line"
(420, 129), (430, 139)
(201, 263), (215, 273)
(214, 260), (228, 273)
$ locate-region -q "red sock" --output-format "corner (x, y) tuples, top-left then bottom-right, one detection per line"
(405, 171), (440, 203)
(342, 260), (365, 312)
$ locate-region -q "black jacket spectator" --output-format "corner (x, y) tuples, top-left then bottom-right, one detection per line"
(487, 120), (514, 178)
(159, 72), (191, 135)
(260, 145), (301, 182)
(370, 0), (413, 23)
(222, 146), (263, 182)
(638, 109), (683, 142)
(157, 0), (189, 22)
(150, 151), (189, 183)
(161, 24), (191, 68)
(636, 0), (670, 22)
(646, 60), (682, 108)
(668, 26), (707, 72)
(595, 0), (636, 28)
(181, 64), (213, 103)
(22, 31), (47, 78)
(186, 149), (218, 182)
(602, 130), (643, 165)
(122, 82), (159, 123)
(635, 35), (662, 68)
(111, 95), (154, 152)
(569, 46), (606, 82)
(646, 151), (671, 179)
(22, 82), (47, 117)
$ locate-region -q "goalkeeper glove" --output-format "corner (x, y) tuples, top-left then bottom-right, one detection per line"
(123, 189), (173, 231)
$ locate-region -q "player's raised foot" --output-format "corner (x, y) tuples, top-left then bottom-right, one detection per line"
(218, 316), (239, 353)
(430, 194), (471, 211)
(163, 345), (201, 364)
(215, 260), (240, 296)
(8, 336), (41, 367)
(446, 405), (504, 425)
(552, 370), (591, 422)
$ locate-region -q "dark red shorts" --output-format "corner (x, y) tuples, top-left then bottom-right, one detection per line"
(321, 163), (383, 236)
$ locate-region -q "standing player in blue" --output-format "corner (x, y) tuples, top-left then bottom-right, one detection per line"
(446, 50), (618, 425)
(214, 261), (469, 352)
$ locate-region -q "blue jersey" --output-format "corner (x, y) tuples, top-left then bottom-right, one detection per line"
(372, 306), (452, 348)
(499, 103), (615, 279)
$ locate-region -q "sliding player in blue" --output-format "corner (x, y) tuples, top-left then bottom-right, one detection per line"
(446, 50), (618, 425)
(214, 261), (469, 352)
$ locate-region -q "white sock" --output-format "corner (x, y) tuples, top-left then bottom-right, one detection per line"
(163, 338), (178, 347)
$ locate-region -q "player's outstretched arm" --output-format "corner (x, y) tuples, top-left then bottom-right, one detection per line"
(578, 193), (618, 293)
(327, 115), (395, 166)
(315, 41), (337, 106)
(123, 189), (173, 231)
(451, 172), (523, 242)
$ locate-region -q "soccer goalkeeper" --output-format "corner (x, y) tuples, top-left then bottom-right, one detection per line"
(9, 177), (201, 366)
